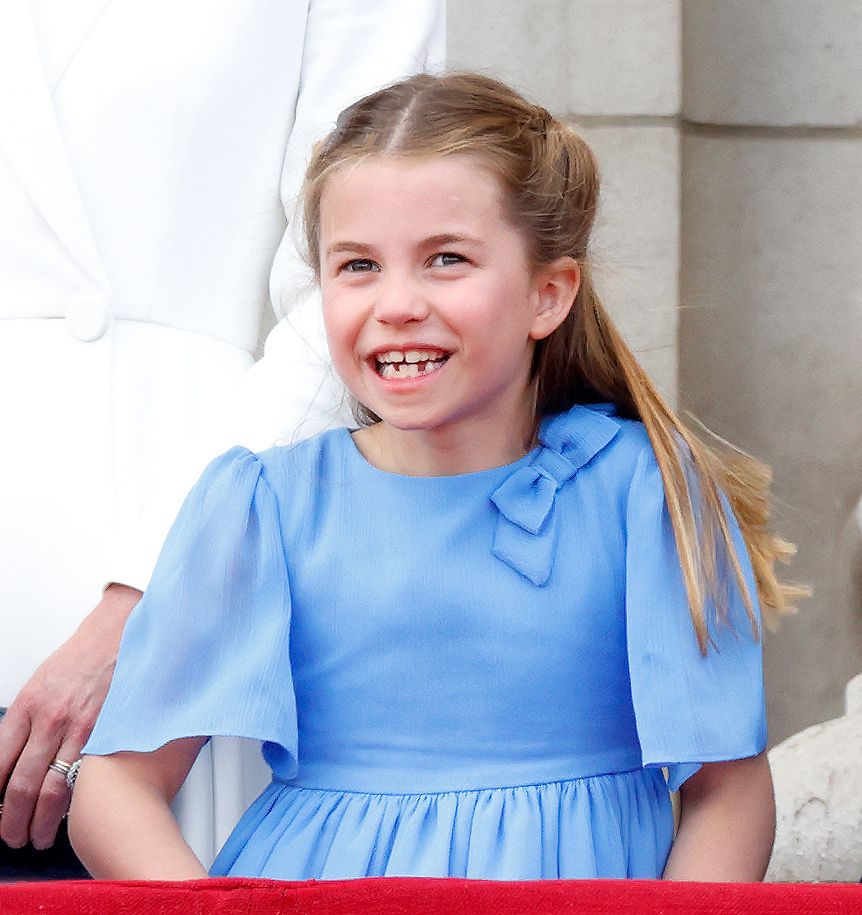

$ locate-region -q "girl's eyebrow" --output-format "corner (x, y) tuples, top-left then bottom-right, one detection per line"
(325, 233), (485, 258)
(422, 233), (486, 248)
(325, 241), (376, 257)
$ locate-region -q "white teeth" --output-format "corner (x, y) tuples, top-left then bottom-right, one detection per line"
(376, 349), (446, 364)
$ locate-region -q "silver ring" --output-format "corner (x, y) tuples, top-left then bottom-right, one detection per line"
(48, 758), (72, 778)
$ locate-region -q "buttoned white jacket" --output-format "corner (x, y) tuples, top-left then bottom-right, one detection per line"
(0, 0), (444, 857)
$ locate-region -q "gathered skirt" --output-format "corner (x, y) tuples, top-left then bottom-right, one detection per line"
(211, 768), (675, 880)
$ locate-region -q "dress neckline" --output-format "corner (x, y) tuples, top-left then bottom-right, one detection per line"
(340, 427), (541, 483)
(338, 404), (620, 484)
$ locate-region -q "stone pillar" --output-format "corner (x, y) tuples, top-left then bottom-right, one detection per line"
(448, 0), (682, 401)
(680, 1), (862, 743)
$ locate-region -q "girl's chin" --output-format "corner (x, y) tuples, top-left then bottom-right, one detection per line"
(368, 413), (440, 433)
(360, 405), (458, 437)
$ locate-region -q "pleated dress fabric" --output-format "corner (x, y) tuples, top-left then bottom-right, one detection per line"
(84, 404), (767, 880)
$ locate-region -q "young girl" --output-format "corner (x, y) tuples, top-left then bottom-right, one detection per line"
(68, 72), (799, 882)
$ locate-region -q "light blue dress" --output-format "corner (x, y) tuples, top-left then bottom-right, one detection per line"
(83, 404), (766, 880)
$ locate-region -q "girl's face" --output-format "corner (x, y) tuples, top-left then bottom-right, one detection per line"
(318, 154), (575, 469)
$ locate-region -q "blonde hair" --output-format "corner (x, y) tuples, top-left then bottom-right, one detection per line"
(302, 72), (806, 652)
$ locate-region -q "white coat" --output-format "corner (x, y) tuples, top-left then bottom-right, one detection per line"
(0, 0), (444, 863)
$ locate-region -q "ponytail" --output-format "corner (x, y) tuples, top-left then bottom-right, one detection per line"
(537, 268), (806, 652)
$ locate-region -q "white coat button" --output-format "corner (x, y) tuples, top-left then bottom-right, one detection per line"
(66, 295), (111, 342)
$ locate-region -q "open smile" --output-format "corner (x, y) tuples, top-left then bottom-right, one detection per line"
(372, 348), (451, 379)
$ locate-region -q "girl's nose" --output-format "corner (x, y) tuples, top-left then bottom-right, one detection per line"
(373, 278), (430, 326)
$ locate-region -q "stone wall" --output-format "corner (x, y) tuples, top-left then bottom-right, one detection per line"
(448, 0), (682, 403)
(680, 1), (862, 743)
(448, 0), (862, 745)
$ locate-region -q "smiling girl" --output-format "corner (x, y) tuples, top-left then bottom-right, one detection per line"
(68, 73), (801, 881)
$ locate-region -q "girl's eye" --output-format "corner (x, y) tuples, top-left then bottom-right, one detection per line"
(341, 259), (380, 273)
(430, 252), (466, 268)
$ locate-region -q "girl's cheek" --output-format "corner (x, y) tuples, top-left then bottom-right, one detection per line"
(323, 301), (363, 367)
(322, 288), (347, 326)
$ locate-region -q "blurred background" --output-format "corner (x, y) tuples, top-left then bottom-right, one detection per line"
(448, 0), (862, 749)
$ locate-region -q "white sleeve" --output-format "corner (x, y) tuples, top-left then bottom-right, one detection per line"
(231, 0), (447, 450)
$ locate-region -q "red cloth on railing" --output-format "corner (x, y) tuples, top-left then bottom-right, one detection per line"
(0, 877), (859, 914)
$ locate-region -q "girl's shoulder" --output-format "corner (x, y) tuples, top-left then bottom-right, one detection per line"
(541, 402), (653, 484)
(201, 430), (351, 519)
(253, 426), (350, 477)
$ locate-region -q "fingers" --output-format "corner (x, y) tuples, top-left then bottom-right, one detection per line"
(0, 705), (31, 794)
(0, 707), (34, 847)
(0, 707), (88, 851)
(30, 734), (86, 851)
(0, 719), (66, 849)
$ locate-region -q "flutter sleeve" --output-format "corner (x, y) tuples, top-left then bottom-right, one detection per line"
(625, 445), (767, 791)
(83, 447), (297, 778)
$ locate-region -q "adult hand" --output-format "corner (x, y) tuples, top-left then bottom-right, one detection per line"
(0, 583), (142, 850)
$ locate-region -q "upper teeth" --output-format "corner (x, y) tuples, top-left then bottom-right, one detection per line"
(377, 349), (446, 364)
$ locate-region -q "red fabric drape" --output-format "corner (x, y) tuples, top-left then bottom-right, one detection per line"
(0, 878), (859, 914)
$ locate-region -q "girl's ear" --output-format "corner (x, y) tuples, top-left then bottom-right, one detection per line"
(529, 257), (581, 341)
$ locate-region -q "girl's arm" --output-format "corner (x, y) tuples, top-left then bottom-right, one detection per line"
(68, 737), (208, 880)
(662, 752), (775, 881)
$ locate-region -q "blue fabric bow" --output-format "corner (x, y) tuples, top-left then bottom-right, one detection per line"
(489, 404), (621, 586)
